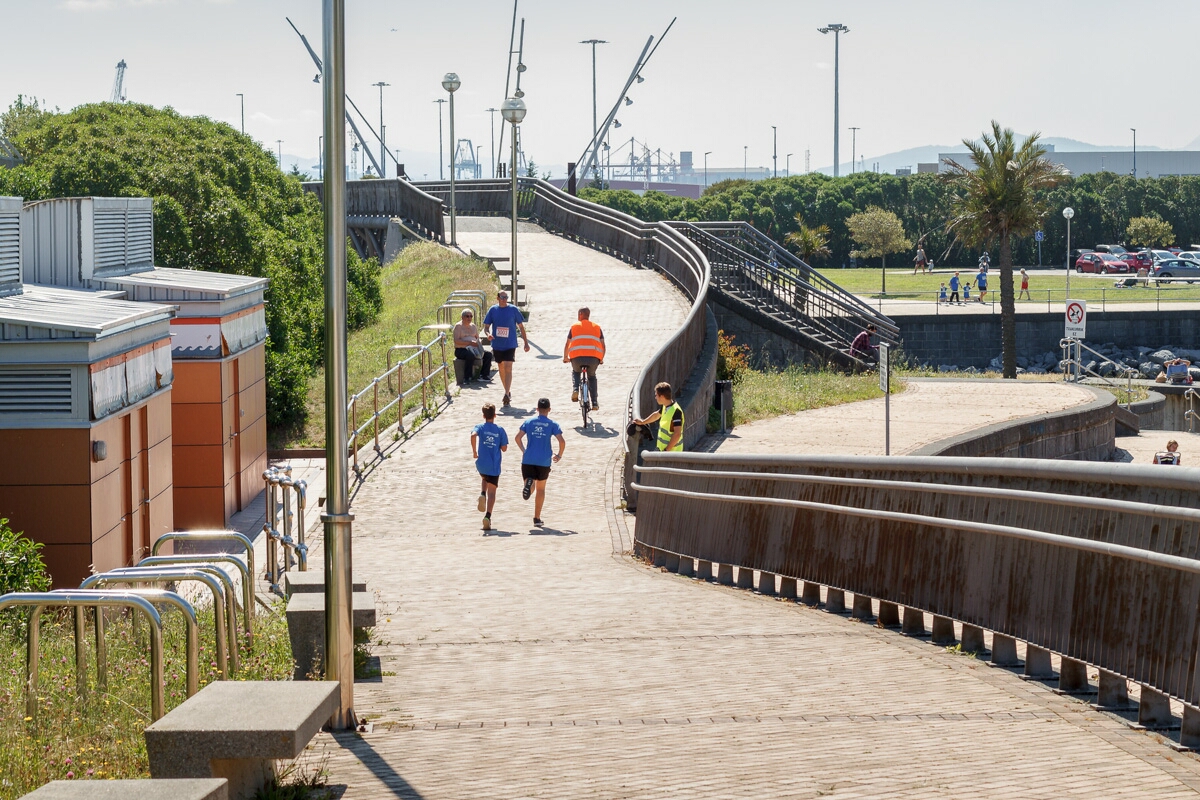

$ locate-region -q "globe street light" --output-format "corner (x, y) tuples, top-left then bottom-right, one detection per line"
(818, 23), (849, 177)
(501, 97), (527, 306)
(1063, 206), (1075, 300)
(442, 73), (461, 246)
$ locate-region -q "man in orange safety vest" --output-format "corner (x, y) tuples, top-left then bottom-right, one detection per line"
(562, 307), (605, 411)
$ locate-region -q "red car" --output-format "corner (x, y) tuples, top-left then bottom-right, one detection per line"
(1122, 251), (1154, 271)
(1075, 252), (1129, 274)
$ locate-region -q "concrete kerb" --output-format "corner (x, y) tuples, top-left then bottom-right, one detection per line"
(20, 779), (229, 800)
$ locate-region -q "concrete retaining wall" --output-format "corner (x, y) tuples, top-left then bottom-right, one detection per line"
(911, 382), (1116, 461)
(1129, 391), (1166, 430)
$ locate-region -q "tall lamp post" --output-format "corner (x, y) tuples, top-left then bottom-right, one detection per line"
(849, 127), (859, 174)
(704, 151), (712, 188)
(442, 73), (461, 246)
(236, 93), (244, 135)
(580, 39), (608, 183)
(743, 145), (748, 179)
(373, 81), (390, 178)
(502, 97), (527, 307)
(1131, 128), (1137, 178)
(486, 107), (500, 178)
(320, 0), (354, 730)
(276, 140), (283, 170)
(1063, 206), (1075, 300)
(433, 98), (447, 179)
(772, 126), (778, 179)
(786, 153), (793, 178)
(818, 23), (849, 177)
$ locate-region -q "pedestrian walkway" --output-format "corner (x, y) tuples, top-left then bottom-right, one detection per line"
(308, 224), (1200, 798)
(703, 379), (1097, 456)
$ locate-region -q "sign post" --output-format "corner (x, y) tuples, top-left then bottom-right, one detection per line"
(879, 342), (891, 456)
(1035, 230), (1044, 267)
(1064, 299), (1087, 381)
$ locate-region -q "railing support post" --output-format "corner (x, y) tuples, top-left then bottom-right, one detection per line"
(877, 601), (900, 628)
(697, 560), (714, 581)
(1097, 670), (1130, 708)
(1058, 657), (1089, 693)
(735, 566), (754, 589)
(931, 615), (955, 645)
(717, 563), (734, 586)
(991, 634), (1019, 666)
(779, 577), (797, 599)
(902, 606), (926, 636)
(1138, 686), (1174, 729)
(960, 624), (985, 653)
(1181, 705), (1200, 749)
(1024, 644), (1054, 678)
(851, 594), (873, 620)
(825, 588), (846, 614)
(676, 556), (694, 577)
(801, 581), (821, 606)
(757, 571), (776, 595)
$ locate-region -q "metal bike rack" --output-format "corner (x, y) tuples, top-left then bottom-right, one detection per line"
(262, 465), (308, 595)
(82, 568), (232, 678)
(0, 590), (173, 721)
(437, 302), (480, 326)
(140, 553), (253, 645)
(151, 531), (255, 632)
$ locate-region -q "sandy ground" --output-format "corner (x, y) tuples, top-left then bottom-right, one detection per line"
(1113, 428), (1200, 465)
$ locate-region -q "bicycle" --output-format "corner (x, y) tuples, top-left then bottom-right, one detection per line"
(578, 365), (592, 428)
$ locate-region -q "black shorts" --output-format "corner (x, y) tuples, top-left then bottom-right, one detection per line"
(493, 348), (516, 363)
(521, 463), (551, 482)
(479, 473), (499, 486)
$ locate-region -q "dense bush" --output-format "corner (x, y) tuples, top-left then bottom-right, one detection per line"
(0, 98), (383, 428)
(581, 170), (1200, 269)
(0, 518), (51, 594)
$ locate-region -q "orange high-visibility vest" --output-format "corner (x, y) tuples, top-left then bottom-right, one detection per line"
(566, 320), (606, 360)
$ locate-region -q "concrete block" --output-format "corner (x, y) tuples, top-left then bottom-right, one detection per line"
(21, 780), (228, 800)
(825, 588), (846, 614)
(1058, 657), (1090, 693)
(283, 571), (367, 597)
(1138, 686), (1175, 729)
(902, 607), (926, 636)
(960, 624), (985, 653)
(676, 556), (694, 577)
(697, 560), (714, 581)
(877, 601), (900, 628)
(286, 591), (377, 681)
(851, 594), (874, 621)
(757, 571), (776, 595)
(716, 563), (734, 586)
(778, 577), (797, 599)
(1181, 705), (1200, 749)
(800, 581), (821, 606)
(144, 681), (339, 800)
(1024, 645), (1054, 678)
(1097, 670), (1130, 708)
(931, 615), (956, 645)
(651, 549), (667, 568)
(735, 567), (754, 589)
(663, 552), (680, 572)
(991, 634), (1020, 666)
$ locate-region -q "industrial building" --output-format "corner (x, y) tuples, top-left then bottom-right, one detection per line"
(937, 146), (1200, 178)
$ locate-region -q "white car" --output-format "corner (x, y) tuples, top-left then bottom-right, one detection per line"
(1177, 251), (1200, 263)
(1149, 249), (1177, 264)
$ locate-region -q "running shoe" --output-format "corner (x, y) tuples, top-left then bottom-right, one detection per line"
(502, 393), (511, 406)
(477, 492), (487, 512)
(482, 515), (491, 531)
(522, 478), (533, 501)
(533, 518), (544, 527)
(572, 390), (579, 402)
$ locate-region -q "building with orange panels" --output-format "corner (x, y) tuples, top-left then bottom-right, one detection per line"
(0, 196), (176, 587)
(21, 197), (269, 530)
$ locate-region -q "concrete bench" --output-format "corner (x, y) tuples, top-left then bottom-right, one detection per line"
(21, 780), (228, 800)
(286, 591), (377, 680)
(283, 570), (366, 597)
(144, 681), (338, 800)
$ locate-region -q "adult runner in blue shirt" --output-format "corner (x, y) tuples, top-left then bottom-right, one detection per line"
(483, 290), (530, 407)
(515, 397), (566, 528)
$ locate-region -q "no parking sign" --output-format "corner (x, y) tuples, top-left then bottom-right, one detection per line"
(1065, 299), (1087, 338)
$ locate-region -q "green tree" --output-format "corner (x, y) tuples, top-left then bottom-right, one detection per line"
(783, 214), (831, 263)
(846, 206), (910, 294)
(1126, 215), (1175, 248)
(944, 122), (1066, 378)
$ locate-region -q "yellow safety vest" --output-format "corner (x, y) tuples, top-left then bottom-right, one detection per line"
(656, 402), (684, 452)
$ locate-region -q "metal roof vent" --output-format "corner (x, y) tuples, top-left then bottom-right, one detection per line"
(0, 197), (21, 298)
(22, 197), (155, 288)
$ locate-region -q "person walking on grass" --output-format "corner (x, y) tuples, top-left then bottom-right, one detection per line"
(975, 265), (988, 303)
(516, 397), (566, 527)
(483, 290), (530, 407)
(913, 244), (928, 275)
(633, 381), (686, 453)
(949, 272), (961, 304)
(471, 403), (508, 531)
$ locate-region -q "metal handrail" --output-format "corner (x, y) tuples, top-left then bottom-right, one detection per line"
(262, 465), (308, 594)
(83, 568), (231, 678)
(139, 554), (253, 644)
(1059, 337), (1141, 406)
(1, 591), (168, 721)
(437, 302), (480, 326)
(1187, 388), (1200, 434)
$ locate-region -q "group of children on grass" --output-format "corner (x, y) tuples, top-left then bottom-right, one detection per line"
(936, 263), (1033, 306)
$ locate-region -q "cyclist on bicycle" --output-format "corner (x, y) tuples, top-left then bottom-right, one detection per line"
(563, 307), (605, 411)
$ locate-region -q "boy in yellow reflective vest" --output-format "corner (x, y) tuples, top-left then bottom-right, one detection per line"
(633, 381), (684, 452)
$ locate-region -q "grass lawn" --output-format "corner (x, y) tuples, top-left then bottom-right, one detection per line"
(274, 242), (497, 449)
(815, 267), (1200, 304)
(724, 366), (901, 427)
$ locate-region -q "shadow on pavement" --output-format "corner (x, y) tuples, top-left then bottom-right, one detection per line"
(530, 526), (578, 536)
(574, 424), (618, 438)
(327, 731), (428, 799)
(482, 529), (518, 537)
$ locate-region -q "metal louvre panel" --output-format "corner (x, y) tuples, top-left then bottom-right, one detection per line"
(0, 214), (18, 287)
(125, 210), (154, 265)
(0, 368), (72, 416)
(93, 208), (154, 275)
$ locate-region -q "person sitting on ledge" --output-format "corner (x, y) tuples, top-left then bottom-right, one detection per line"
(1154, 440), (1181, 465)
(1164, 358), (1193, 385)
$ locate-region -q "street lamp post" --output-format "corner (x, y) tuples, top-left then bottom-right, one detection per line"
(502, 97), (527, 307)
(373, 82), (390, 178)
(433, 98), (447, 180)
(704, 151), (712, 188)
(743, 145), (748, 179)
(818, 24), (849, 177)
(849, 127), (859, 174)
(486, 107), (500, 178)
(1063, 206), (1075, 300)
(236, 93), (244, 135)
(1131, 128), (1137, 178)
(580, 39), (608, 183)
(786, 153), (793, 178)
(320, 0), (354, 730)
(442, 73), (461, 246)
(772, 126), (778, 179)
(318, 135), (323, 179)
(276, 140), (283, 170)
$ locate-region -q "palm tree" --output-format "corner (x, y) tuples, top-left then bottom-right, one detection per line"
(944, 122), (1067, 378)
(783, 213), (831, 263)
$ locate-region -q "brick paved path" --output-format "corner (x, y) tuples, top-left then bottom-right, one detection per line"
(310, 224), (1200, 798)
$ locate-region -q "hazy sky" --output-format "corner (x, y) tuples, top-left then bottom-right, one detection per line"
(4, 0), (1200, 178)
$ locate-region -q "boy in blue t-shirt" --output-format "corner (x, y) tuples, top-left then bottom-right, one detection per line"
(471, 402), (509, 531)
(482, 291), (530, 407)
(515, 397), (566, 528)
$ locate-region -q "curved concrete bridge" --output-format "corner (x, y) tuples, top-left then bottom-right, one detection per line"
(310, 218), (1200, 798)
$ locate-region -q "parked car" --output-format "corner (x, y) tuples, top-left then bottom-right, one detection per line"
(1149, 250), (1177, 263)
(1075, 252), (1130, 274)
(1168, 247), (1184, 254)
(1177, 251), (1200, 262)
(1122, 251), (1154, 271)
(1095, 244), (1128, 255)
(1153, 259), (1200, 283)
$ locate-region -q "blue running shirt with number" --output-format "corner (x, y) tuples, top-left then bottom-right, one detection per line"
(473, 421), (508, 476)
(519, 415), (562, 467)
(483, 304), (525, 350)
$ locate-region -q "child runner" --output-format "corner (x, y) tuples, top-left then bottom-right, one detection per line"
(471, 403), (508, 531)
(939, 283), (948, 304)
(515, 397), (566, 527)
(962, 280), (971, 302)
(1018, 268), (1031, 300)
(949, 272), (961, 304)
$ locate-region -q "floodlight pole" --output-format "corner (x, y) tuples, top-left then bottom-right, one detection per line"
(434, 99), (447, 180)
(236, 93), (244, 135)
(772, 126), (777, 179)
(819, 24), (849, 177)
(373, 82), (389, 178)
(320, 0), (355, 731)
